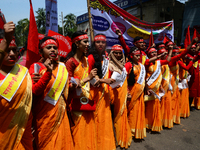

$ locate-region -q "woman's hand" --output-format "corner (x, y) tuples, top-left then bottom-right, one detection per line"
(44, 58), (53, 72)
(32, 73), (42, 83)
(4, 21), (15, 44)
(88, 68), (97, 80)
(115, 28), (122, 36)
(127, 93), (132, 101)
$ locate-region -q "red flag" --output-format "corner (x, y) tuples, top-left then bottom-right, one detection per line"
(0, 10), (6, 29)
(38, 33), (45, 40)
(192, 28), (200, 41)
(48, 30), (72, 58)
(163, 34), (173, 44)
(184, 25), (191, 49)
(148, 29), (154, 48)
(26, 0), (41, 68)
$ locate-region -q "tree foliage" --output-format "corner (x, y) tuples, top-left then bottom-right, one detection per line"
(63, 13), (77, 38)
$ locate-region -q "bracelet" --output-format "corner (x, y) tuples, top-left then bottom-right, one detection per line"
(0, 48), (6, 56)
(80, 80), (85, 86)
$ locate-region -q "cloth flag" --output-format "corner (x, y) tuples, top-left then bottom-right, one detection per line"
(148, 28), (154, 48)
(48, 30), (72, 58)
(26, 0), (41, 69)
(90, 0), (174, 49)
(184, 25), (191, 49)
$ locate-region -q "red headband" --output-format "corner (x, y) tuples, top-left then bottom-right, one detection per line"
(191, 45), (196, 48)
(0, 38), (17, 47)
(41, 39), (58, 49)
(132, 50), (140, 55)
(72, 34), (88, 43)
(135, 39), (144, 44)
(158, 48), (167, 55)
(166, 42), (173, 46)
(94, 35), (106, 42)
(158, 44), (165, 49)
(172, 49), (179, 53)
(148, 48), (157, 55)
(111, 44), (123, 51)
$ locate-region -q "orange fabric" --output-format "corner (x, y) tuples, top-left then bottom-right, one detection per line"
(91, 69), (116, 150)
(193, 97), (200, 109)
(70, 56), (97, 150)
(0, 73), (32, 150)
(127, 63), (146, 139)
(170, 64), (180, 124)
(32, 63), (74, 150)
(160, 91), (173, 128)
(160, 65), (173, 128)
(179, 88), (190, 118)
(145, 61), (163, 132)
(109, 78), (132, 148)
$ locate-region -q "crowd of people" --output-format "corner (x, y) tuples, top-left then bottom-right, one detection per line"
(0, 21), (199, 150)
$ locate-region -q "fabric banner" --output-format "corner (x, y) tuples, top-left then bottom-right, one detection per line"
(48, 30), (72, 58)
(90, 0), (174, 49)
(0, 10), (6, 29)
(45, 0), (58, 35)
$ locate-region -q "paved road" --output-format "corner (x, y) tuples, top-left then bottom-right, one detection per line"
(117, 109), (200, 150)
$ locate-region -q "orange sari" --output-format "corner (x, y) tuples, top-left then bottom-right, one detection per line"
(170, 64), (181, 124)
(179, 66), (190, 118)
(145, 60), (163, 132)
(69, 57), (97, 150)
(127, 63), (146, 139)
(109, 76), (132, 148)
(160, 65), (173, 128)
(90, 59), (116, 150)
(0, 67), (32, 150)
(31, 63), (74, 150)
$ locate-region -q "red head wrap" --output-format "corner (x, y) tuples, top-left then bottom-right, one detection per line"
(166, 42), (173, 46)
(134, 39), (144, 44)
(172, 48), (179, 53)
(191, 44), (196, 48)
(72, 34), (88, 43)
(158, 48), (167, 55)
(0, 38), (17, 47)
(94, 35), (106, 42)
(41, 39), (58, 49)
(111, 44), (123, 51)
(147, 48), (157, 55)
(158, 44), (165, 49)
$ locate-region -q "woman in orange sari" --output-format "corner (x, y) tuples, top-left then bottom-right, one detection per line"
(0, 22), (33, 150)
(125, 47), (146, 139)
(144, 47), (173, 132)
(65, 31), (97, 150)
(108, 45), (132, 148)
(29, 37), (74, 149)
(88, 34), (116, 150)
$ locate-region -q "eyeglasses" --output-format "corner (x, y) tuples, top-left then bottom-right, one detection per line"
(45, 45), (58, 50)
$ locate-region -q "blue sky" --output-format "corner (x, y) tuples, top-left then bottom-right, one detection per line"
(0, 0), (115, 25)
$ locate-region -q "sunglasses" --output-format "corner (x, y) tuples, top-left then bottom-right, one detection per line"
(45, 45), (58, 50)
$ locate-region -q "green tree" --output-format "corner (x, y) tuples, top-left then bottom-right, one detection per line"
(36, 8), (46, 34)
(63, 13), (77, 37)
(15, 18), (29, 46)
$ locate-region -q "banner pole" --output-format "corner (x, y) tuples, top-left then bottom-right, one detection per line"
(87, 0), (94, 43)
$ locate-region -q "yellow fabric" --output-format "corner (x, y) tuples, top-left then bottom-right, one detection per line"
(127, 63), (146, 138)
(0, 72), (32, 150)
(160, 65), (173, 128)
(170, 64), (180, 124)
(145, 61), (163, 132)
(0, 64), (28, 101)
(109, 78), (132, 148)
(70, 56), (97, 150)
(91, 66), (116, 150)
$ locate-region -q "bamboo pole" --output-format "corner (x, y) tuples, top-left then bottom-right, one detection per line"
(86, 0), (94, 43)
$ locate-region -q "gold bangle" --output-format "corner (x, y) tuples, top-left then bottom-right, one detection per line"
(0, 48), (6, 56)
(80, 80), (85, 86)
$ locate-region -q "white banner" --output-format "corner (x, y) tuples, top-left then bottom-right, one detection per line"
(90, 0), (174, 49)
(45, 0), (58, 34)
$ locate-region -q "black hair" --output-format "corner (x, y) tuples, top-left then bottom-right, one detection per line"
(66, 31), (86, 60)
(164, 41), (170, 47)
(127, 47), (137, 86)
(134, 36), (143, 43)
(88, 34), (106, 78)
